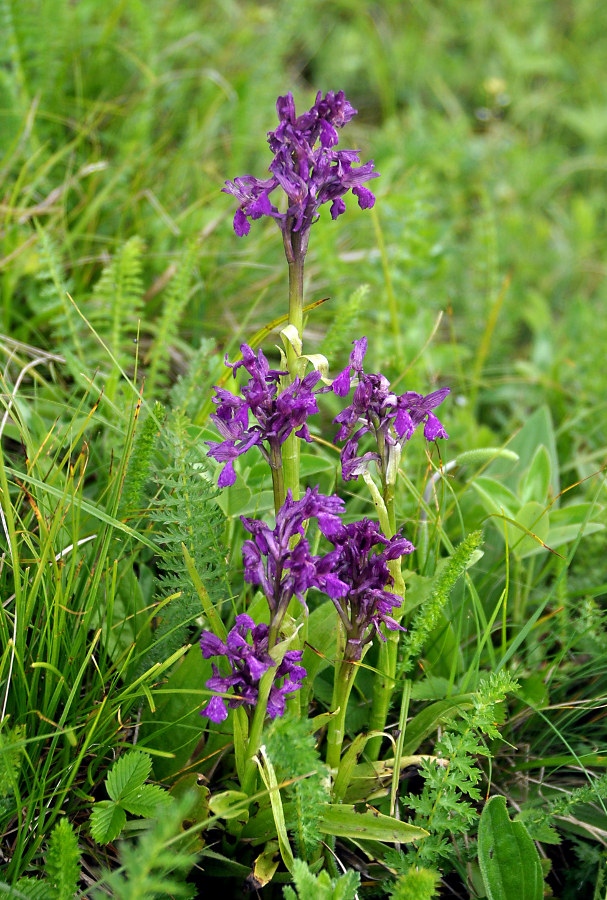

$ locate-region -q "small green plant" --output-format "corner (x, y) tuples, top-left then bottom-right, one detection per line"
(90, 751), (172, 844)
(3, 818), (81, 899)
(283, 858), (360, 900)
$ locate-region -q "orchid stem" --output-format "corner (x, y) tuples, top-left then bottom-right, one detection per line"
(326, 624), (357, 775)
(282, 228), (306, 504)
(366, 485), (406, 761)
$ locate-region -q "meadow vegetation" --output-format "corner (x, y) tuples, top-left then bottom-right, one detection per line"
(1, 1), (606, 897)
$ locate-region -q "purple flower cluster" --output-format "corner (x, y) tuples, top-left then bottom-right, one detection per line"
(223, 90), (379, 247)
(206, 344), (321, 487)
(241, 486), (349, 629)
(326, 519), (415, 660)
(324, 338), (450, 482)
(200, 614), (306, 723)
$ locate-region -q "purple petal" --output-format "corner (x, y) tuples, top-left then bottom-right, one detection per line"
(331, 366), (352, 396)
(201, 695), (228, 722)
(424, 412), (449, 441)
(233, 208), (250, 237)
(200, 631), (227, 658)
(352, 185), (375, 209)
(330, 198), (346, 219)
(218, 461), (236, 488)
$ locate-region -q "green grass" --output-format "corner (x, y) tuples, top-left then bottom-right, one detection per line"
(1, 0), (607, 897)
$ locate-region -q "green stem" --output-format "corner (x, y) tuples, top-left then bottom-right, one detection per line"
(326, 624), (358, 774)
(269, 442), (285, 515)
(366, 483), (406, 762)
(281, 228), (306, 503)
(240, 666), (276, 796)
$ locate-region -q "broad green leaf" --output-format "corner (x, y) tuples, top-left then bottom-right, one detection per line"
(544, 522), (604, 550)
(518, 445), (551, 504)
(401, 696), (474, 755)
(250, 841), (280, 889)
(470, 476), (519, 520)
(333, 732), (375, 804)
(320, 804), (428, 844)
(215, 472), (252, 517)
(508, 501), (550, 558)
(486, 406), (559, 498)
(89, 801), (127, 844)
(256, 747), (294, 872)
(550, 502), (603, 526)
(208, 790), (249, 819)
(478, 796), (543, 900)
(120, 782), (172, 817)
(106, 751), (151, 803)
(138, 644), (213, 781)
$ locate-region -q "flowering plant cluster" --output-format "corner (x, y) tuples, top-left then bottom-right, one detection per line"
(199, 90), (450, 846)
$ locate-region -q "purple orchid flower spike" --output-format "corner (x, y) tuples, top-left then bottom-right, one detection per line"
(200, 614), (306, 723)
(324, 519), (415, 661)
(323, 338), (450, 484)
(241, 486), (349, 637)
(206, 343), (321, 488)
(223, 90), (379, 260)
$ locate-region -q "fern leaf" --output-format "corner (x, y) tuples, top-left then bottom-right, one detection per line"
(320, 283), (369, 363)
(388, 866), (440, 900)
(119, 401), (165, 519)
(45, 817), (80, 900)
(399, 531), (484, 676)
(89, 236), (145, 400)
(144, 244), (197, 397)
(170, 336), (218, 418)
(142, 411), (229, 670)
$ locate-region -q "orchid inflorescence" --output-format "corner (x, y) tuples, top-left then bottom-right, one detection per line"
(200, 89), (449, 739)
(223, 90), (379, 255)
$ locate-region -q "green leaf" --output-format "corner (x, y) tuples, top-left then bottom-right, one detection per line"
(90, 801), (127, 844)
(470, 476), (519, 520)
(507, 500), (550, 558)
(45, 818), (80, 900)
(0, 724), (25, 800)
(478, 796), (543, 900)
(256, 747), (294, 873)
(401, 696), (474, 755)
(106, 750), (151, 803)
(208, 790), (250, 819)
(120, 783), (172, 818)
(320, 804), (428, 844)
(518, 445), (551, 504)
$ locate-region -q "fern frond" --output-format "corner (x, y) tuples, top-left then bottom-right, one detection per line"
(320, 283), (369, 363)
(89, 236), (145, 399)
(142, 411), (229, 670)
(170, 336), (217, 419)
(144, 244), (197, 397)
(119, 401), (165, 519)
(399, 531), (484, 676)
